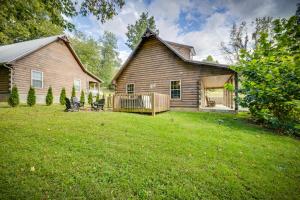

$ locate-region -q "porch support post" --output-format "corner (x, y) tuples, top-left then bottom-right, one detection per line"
(198, 80), (202, 110)
(234, 73), (239, 111)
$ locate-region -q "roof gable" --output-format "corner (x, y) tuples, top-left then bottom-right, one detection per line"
(112, 28), (233, 82)
(0, 35), (102, 83)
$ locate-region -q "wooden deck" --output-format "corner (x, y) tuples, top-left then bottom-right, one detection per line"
(113, 92), (170, 116)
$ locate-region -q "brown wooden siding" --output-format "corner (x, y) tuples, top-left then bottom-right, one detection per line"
(115, 37), (232, 108)
(12, 40), (99, 103)
(0, 66), (9, 93)
(167, 43), (191, 60)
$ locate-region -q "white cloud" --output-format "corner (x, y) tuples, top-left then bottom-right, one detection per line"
(72, 0), (298, 64)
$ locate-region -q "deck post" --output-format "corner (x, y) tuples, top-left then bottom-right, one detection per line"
(234, 73), (239, 111)
(152, 92), (156, 116)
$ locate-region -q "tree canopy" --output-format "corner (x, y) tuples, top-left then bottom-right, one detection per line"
(0, 0), (124, 44)
(202, 55), (218, 63)
(126, 12), (158, 50)
(233, 15), (300, 134)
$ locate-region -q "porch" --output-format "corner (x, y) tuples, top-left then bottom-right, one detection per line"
(88, 81), (100, 96)
(198, 74), (238, 112)
(0, 66), (10, 102)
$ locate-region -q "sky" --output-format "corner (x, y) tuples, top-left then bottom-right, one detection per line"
(69, 0), (298, 64)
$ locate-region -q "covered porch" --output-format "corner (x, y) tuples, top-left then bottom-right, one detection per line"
(198, 74), (238, 112)
(0, 65), (10, 102)
(88, 81), (100, 97)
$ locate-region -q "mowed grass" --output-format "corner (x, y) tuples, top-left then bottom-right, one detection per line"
(0, 105), (299, 199)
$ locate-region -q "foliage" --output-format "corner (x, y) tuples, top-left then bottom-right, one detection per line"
(233, 16), (300, 135)
(71, 85), (76, 98)
(100, 31), (121, 86)
(8, 85), (19, 107)
(0, 105), (299, 199)
(96, 93), (100, 101)
(60, 88), (66, 105)
(80, 90), (85, 105)
(88, 92), (93, 104)
(202, 55), (218, 63)
(70, 31), (102, 79)
(46, 86), (53, 106)
(27, 87), (36, 107)
(221, 17), (272, 63)
(0, 0), (124, 45)
(126, 12), (158, 50)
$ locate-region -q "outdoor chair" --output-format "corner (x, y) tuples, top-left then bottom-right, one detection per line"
(206, 96), (216, 107)
(65, 97), (79, 112)
(91, 98), (105, 111)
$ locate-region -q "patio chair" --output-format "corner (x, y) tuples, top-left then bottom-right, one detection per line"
(91, 98), (105, 111)
(65, 97), (79, 112)
(206, 96), (216, 107)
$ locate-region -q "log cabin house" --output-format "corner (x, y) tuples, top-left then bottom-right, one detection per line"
(0, 35), (102, 103)
(112, 29), (238, 112)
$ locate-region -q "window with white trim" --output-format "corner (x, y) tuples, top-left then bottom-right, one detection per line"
(170, 80), (181, 99)
(126, 84), (134, 94)
(74, 80), (81, 92)
(31, 70), (43, 88)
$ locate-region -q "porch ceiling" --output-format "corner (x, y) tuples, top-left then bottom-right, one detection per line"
(202, 75), (231, 89)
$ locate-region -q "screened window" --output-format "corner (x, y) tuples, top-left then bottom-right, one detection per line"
(170, 80), (181, 99)
(31, 70), (43, 88)
(127, 84), (134, 94)
(74, 80), (81, 92)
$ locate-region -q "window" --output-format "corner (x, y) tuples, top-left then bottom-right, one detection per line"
(170, 80), (181, 99)
(127, 84), (134, 94)
(74, 80), (81, 92)
(31, 70), (43, 88)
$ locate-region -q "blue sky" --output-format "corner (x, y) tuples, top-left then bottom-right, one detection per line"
(69, 0), (298, 64)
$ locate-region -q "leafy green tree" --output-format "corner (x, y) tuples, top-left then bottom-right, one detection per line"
(100, 31), (121, 86)
(96, 93), (100, 101)
(126, 12), (159, 50)
(88, 92), (93, 104)
(233, 16), (300, 134)
(60, 88), (66, 105)
(27, 86), (36, 106)
(0, 0), (125, 44)
(70, 31), (102, 79)
(80, 90), (85, 105)
(8, 85), (19, 107)
(202, 55), (218, 63)
(71, 85), (76, 98)
(46, 86), (53, 106)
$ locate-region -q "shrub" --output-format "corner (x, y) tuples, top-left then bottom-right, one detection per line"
(80, 90), (85, 105)
(46, 86), (53, 106)
(88, 92), (93, 104)
(60, 88), (66, 105)
(71, 85), (76, 97)
(234, 16), (300, 135)
(96, 93), (100, 101)
(8, 85), (19, 107)
(27, 86), (36, 106)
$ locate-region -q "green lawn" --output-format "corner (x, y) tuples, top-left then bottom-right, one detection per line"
(0, 105), (299, 199)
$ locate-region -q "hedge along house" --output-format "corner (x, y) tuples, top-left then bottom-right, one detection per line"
(112, 29), (238, 112)
(0, 35), (102, 103)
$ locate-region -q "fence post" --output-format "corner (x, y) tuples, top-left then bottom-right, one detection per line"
(152, 92), (156, 116)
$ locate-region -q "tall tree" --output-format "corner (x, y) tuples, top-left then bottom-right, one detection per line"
(126, 12), (158, 50)
(0, 0), (125, 45)
(221, 17), (273, 63)
(100, 31), (121, 86)
(70, 31), (102, 79)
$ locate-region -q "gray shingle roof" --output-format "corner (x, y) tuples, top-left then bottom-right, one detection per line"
(0, 35), (64, 64)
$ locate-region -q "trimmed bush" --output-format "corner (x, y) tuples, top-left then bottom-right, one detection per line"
(8, 85), (19, 107)
(88, 92), (93, 105)
(96, 93), (100, 101)
(27, 86), (36, 106)
(80, 90), (85, 105)
(46, 86), (53, 106)
(71, 85), (76, 97)
(60, 88), (66, 105)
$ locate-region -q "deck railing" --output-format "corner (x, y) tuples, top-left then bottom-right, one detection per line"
(113, 92), (170, 116)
